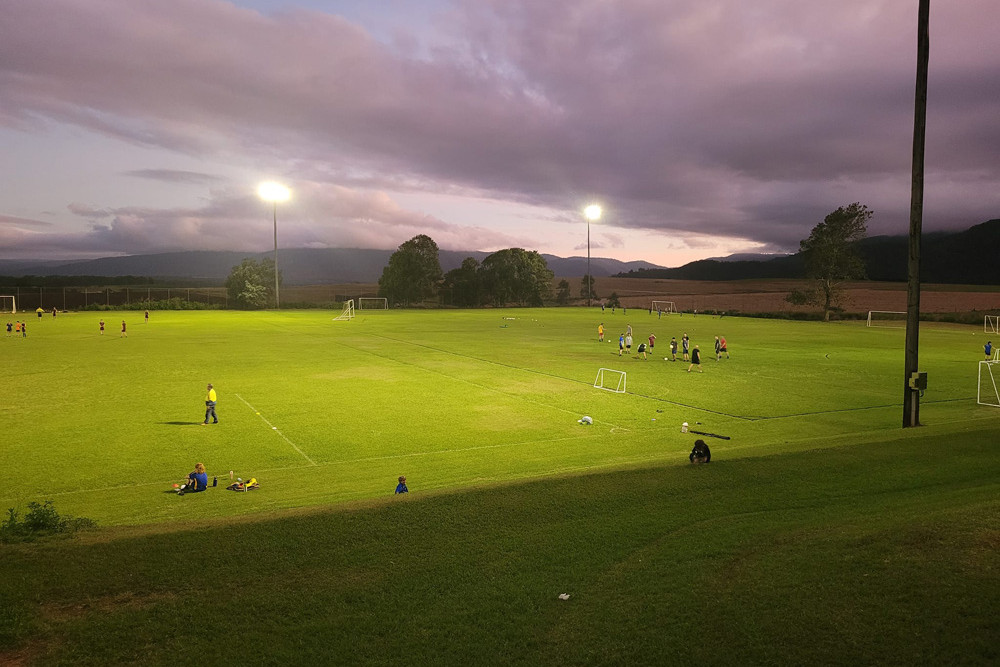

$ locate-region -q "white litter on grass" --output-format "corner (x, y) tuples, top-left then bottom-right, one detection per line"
(558, 593), (571, 600)
(577, 416), (593, 425)
(272, 426), (278, 430)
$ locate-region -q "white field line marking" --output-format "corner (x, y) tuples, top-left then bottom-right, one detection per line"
(235, 393), (316, 466)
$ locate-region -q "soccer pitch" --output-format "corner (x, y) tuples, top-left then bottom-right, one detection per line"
(1, 308), (991, 526)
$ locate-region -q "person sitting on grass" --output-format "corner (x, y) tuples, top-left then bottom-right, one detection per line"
(689, 439), (711, 464)
(395, 476), (408, 494)
(179, 462), (208, 495)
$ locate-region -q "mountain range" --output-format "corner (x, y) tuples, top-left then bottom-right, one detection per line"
(0, 249), (661, 285)
(2, 218), (997, 285)
(615, 219), (1000, 285)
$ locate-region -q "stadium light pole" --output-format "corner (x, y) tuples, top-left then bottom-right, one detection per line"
(903, 0), (930, 428)
(257, 182), (291, 309)
(584, 204), (602, 307)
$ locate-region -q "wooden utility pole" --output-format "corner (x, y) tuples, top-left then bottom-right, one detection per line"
(903, 0), (930, 427)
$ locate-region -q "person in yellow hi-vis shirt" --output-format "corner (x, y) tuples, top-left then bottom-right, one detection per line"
(597, 323), (604, 342)
(203, 383), (218, 425)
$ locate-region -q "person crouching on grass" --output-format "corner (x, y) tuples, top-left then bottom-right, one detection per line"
(688, 345), (703, 372)
(689, 439), (711, 464)
(636, 342), (648, 359)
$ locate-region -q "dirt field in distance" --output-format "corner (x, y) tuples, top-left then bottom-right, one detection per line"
(581, 277), (1000, 315)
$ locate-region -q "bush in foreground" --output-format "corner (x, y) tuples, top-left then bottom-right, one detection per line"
(0, 501), (96, 543)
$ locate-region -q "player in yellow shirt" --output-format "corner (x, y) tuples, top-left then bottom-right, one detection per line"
(203, 383), (218, 424)
(598, 323), (605, 342)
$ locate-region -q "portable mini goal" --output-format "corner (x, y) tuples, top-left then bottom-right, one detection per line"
(594, 368), (626, 393)
(0, 295), (15, 314)
(333, 299), (355, 321)
(985, 315), (999, 335)
(867, 311), (906, 327)
(977, 360), (1000, 407)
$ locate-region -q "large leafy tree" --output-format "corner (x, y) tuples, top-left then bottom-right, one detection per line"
(797, 203), (872, 320)
(479, 248), (554, 306)
(378, 234), (443, 306)
(441, 257), (482, 307)
(225, 258), (279, 309)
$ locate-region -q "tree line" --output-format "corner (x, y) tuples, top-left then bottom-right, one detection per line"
(220, 203), (873, 317)
(377, 235), (558, 307)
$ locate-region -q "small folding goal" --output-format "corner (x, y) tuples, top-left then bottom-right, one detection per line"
(594, 368), (627, 393)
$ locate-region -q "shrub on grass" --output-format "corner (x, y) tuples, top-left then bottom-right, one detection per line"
(79, 298), (221, 311)
(0, 501), (96, 543)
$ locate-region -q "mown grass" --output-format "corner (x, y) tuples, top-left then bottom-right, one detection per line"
(1, 308), (998, 663)
(1, 424), (997, 665)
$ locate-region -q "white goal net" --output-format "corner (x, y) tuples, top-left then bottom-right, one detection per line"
(867, 311), (906, 327)
(985, 315), (999, 334)
(0, 295), (14, 314)
(358, 297), (388, 310)
(651, 300), (677, 314)
(977, 360), (1000, 407)
(594, 368), (627, 393)
(333, 299), (355, 321)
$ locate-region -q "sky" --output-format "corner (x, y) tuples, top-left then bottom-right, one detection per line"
(1, 0), (998, 267)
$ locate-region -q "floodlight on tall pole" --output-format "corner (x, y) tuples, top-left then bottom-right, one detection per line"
(257, 182), (291, 308)
(584, 204), (602, 306)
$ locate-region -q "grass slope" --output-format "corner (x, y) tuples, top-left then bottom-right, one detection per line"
(1, 424), (997, 665)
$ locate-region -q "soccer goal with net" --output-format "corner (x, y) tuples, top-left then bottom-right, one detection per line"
(358, 297), (388, 310)
(0, 295), (15, 314)
(867, 311), (906, 327)
(651, 300), (677, 314)
(985, 315), (999, 334)
(333, 299), (355, 321)
(977, 360), (1000, 407)
(594, 368), (626, 393)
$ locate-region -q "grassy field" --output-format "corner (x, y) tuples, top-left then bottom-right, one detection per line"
(2, 308), (998, 664)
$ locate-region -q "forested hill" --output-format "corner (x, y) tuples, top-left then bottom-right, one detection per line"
(0, 249), (661, 285)
(616, 219), (1000, 285)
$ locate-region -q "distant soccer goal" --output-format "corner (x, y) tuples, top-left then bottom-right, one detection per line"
(358, 297), (388, 310)
(977, 360), (1000, 407)
(985, 315), (999, 334)
(651, 300), (677, 314)
(867, 311), (906, 327)
(333, 299), (355, 321)
(0, 295), (15, 314)
(594, 368), (626, 393)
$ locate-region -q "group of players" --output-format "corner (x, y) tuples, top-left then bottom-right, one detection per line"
(597, 321), (729, 372)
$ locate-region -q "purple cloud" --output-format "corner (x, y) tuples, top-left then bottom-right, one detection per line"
(0, 0), (997, 261)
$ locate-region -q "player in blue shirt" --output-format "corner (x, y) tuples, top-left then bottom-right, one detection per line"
(986, 341), (993, 361)
(179, 463), (208, 495)
(395, 476), (408, 494)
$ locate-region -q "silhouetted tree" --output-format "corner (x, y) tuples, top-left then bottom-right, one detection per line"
(797, 203), (872, 320)
(378, 235), (443, 306)
(441, 257), (482, 307)
(556, 279), (571, 305)
(225, 258), (279, 309)
(479, 248), (554, 306)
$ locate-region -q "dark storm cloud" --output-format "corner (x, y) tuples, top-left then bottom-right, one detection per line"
(124, 169), (227, 185)
(0, 0), (998, 255)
